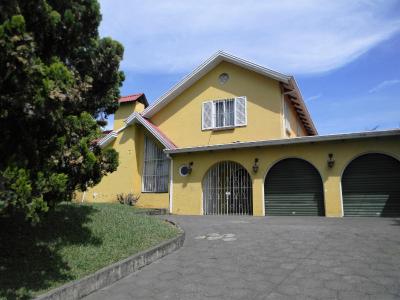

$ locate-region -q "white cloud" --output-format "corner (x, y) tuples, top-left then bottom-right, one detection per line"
(307, 94), (322, 101)
(99, 0), (400, 75)
(368, 79), (400, 93)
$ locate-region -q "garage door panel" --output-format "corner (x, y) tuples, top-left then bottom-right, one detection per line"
(342, 153), (400, 217)
(265, 159), (325, 216)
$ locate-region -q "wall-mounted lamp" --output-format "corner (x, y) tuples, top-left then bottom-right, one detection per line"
(179, 162), (193, 176)
(327, 153), (335, 168)
(252, 158), (259, 173)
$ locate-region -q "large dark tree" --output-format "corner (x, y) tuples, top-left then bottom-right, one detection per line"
(0, 0), (123, 222)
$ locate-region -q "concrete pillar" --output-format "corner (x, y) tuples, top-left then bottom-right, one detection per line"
(253, 177), (264, 216)
(323, 175), (343, 217)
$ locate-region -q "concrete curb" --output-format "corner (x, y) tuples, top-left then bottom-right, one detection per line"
(35, 220), (184, 300)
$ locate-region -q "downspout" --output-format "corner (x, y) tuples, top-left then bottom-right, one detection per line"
(167, 154), (173, 214)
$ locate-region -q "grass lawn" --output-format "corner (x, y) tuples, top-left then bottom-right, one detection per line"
(0, 203), (180, 300)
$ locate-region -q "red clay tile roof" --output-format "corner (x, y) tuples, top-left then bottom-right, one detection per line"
(118, 93), (149, 107)
(118, 93), (143, 103)
(140, 116), (177, 149)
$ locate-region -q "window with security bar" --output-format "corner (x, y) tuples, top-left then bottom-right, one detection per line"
(202, 96), (247, 130)
(215, 99), (235, 127)
(142, 136), (169, 192)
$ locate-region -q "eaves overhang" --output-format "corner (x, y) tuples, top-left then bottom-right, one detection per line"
(98, 131), (118, 148)
(164, 129), (400, 155)
(281, 77), (318, 136)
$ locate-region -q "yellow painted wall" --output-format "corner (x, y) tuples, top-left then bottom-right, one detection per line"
(114, 101), (145, 130)
(76, 60), (398, 218)
(170, 136), (400, 217)
(150, 61), (284, 147)
(283, 96), (307, 137)
(78, 124), (169, 209)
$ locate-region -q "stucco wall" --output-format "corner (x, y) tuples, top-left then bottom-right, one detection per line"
(150, 61), (284, 147)
(78, 125), (169, 209)
(75, 61), (397, 216)
(114, 101), (145, 130)
(170, 136), (400, 217)
(283, 95), (307, 137)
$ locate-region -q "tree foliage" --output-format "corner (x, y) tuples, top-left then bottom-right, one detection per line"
(0, 0), (123, 223)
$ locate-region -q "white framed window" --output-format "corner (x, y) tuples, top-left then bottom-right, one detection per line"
(215, 99), (235, 128)
(202, 96), (247, 130)
(142, 136), (169, 193)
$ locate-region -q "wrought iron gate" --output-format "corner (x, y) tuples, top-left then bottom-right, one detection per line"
(203, 161), (252, 215)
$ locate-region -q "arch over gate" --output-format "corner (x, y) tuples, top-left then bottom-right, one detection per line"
(342, 153), (400, 217)
(264, 158), (325, 216)
(203, 161), (253, 215)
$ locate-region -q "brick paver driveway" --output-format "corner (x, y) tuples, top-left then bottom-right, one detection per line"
(84, 216), (400, 300)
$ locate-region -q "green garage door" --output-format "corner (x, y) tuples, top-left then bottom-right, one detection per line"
(265, 159), (325, 216)
(342, 153), (400, 217)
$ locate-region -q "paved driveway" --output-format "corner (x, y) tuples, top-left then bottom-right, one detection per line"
(84, 216), (400, 300)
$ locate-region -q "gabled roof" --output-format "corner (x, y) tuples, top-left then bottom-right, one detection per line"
(125, 112), (177, 149)
(141, 51), (317, 135)
(142, 51), (290, 117)
(97, 112), (176, 149)
(118, 93), (149, 107)
(141, 118), (177, 149)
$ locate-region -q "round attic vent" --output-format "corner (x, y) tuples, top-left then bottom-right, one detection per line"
(218, 73), (229, 85)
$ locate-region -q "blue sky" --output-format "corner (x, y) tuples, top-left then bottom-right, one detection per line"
(99, 0), (400, 135)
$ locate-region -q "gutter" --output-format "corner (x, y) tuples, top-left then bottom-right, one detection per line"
(164, 129), (400, 155)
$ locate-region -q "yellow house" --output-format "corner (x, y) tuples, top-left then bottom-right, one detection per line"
(81, 51), (400, 218)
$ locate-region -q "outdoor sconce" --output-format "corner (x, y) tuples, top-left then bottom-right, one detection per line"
(252, 158), (259, 173)
(327, 153), (335, 168)
(179, 162), (193, 176)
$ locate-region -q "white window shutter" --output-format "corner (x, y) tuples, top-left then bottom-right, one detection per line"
(235, 96), (247, 126)
(202, 101), (213, 130)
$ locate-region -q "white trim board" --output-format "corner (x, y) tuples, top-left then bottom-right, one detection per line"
(98, 131), (118, 148)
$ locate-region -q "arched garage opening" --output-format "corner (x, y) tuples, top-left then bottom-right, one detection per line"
(264, 158), (325, 216)
(342, 153), (400, 217)
(203, 161), (253, 215)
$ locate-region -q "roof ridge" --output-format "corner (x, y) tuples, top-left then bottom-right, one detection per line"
(141, 51), (292, 118)
(120, 93), (143, 98)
